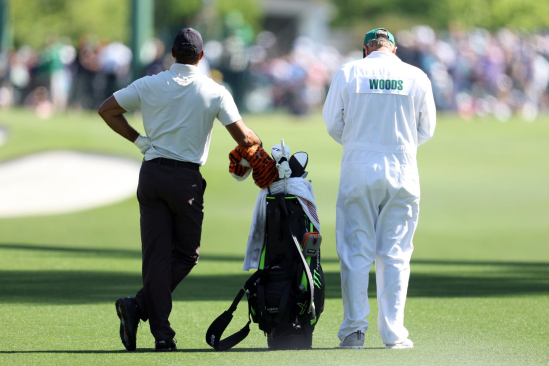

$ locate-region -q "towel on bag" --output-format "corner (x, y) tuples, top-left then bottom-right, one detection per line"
(242, 179), (320, 271)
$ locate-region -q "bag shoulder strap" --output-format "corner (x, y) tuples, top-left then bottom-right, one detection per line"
(205, 270), (263, 351)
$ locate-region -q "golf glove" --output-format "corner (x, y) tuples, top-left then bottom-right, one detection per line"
(134, 135), (152, 155)
(276, 160), (292, 179)
(271, 143), (292, 179)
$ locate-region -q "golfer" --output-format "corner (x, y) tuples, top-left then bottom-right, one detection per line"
(98, 28), (261, 352)
(323, 28), (436, 349)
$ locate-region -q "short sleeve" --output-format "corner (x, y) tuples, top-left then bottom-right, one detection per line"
(216, 88), (242, 126)
(114, 81), (141, 112)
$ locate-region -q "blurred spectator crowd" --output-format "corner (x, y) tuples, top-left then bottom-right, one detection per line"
(397, 26), (549, 121)
(1, 25), (548, 121)
(0, 35), (133, 118)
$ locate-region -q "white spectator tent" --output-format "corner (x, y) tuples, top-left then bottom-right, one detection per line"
(261, 0), (334, 53)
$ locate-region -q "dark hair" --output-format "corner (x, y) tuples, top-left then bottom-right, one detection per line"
(174, 45), (200, 65)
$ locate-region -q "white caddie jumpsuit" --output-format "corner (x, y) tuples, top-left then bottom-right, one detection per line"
(322, 51), (436, 344)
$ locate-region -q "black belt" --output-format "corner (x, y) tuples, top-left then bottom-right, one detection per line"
(147, 158), (199, 170)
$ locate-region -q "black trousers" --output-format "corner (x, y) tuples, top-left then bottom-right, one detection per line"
(134, 159), (205, 340)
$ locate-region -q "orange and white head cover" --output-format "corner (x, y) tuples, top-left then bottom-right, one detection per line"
(228, 145), (278, 189)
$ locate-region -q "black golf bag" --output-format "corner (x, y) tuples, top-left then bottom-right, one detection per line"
(205, 192), (325, 351)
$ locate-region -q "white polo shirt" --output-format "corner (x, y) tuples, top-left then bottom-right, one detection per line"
(323, 51), (436, 156)
(114, 63), (241, 165)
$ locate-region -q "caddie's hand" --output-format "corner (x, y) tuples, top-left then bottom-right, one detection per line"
(134, 135), (152, 155)
(228, 148), (251, 181)
(235, 145), (278, 189)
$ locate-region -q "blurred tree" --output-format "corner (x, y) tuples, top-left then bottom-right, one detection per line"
(154, 0), (261, 40)
(331, 0), (549, 31)
(430, 0), (549, 30)
(331, 0), (434, 30)
(484, 0), (549, 30)
(12, 0), (128, 48)
(216, 0), (262, 32)
(0, 0), (13, 52)
(154, 0), (201, 31)
(12, 0), (263, 50)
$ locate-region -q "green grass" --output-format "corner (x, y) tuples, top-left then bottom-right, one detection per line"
(0, 109), (548, 365)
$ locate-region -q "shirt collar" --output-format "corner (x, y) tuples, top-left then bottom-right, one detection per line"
(170, 63), (200, 75)
(366, 51), (400, 60)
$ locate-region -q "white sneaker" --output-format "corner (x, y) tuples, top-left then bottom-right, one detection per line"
(385, 339), (414, 349)
(339, 331), (365, 349)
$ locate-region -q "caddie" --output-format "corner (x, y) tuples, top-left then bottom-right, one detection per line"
(322, 28), (436, 349)
(98, 28), (261, 352)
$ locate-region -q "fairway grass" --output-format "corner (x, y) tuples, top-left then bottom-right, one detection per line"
(0, 109), (548, 365)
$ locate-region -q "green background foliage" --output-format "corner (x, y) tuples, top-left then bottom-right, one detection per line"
(12, 0), (129, 48)
(11, 0), (263, 49)
(216, 0), (262, 31)
(331, 0), (549, 31)
(11, 0), (549, 49)
(154, 0), (201, 36)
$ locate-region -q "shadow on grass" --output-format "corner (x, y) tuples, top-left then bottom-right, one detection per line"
(3, 242), (549, 267)
(0, 350), (129, 354)
(0, 242), (336, 263)
(2, 242), (549, 304)
(0, 347), (385, 355)
(0, 242), (142, 259)
(0, 348), (249, 354)
(0, 261), (548, 304)
(0, 347), (360, 354)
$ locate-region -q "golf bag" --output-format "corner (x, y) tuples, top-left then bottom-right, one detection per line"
(205, 192), (325, 351)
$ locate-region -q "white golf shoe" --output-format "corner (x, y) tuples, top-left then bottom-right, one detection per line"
(385, 339), (414, 349)
(339, 331), (365, 349)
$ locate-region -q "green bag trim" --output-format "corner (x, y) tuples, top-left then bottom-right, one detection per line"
(300, 256), (312, 290)
(313, 269), (322, 288)
(266, 196), (297, 200)
(259, 241), (266, 270)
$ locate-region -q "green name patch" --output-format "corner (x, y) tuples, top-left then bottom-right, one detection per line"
(369, 79), (404, 91)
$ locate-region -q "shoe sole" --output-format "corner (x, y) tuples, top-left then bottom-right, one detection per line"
(154, 347), (177, 352)
(115, 299), (136, 352)
(385, 345), (413, 349)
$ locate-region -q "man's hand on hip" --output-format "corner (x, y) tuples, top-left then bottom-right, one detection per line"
(134, 135), (153, 155)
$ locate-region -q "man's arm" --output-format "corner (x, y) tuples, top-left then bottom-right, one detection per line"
(417, 76), (436, 146)
(322, 69), (346, 145)
(225, 120), (262, 147)
(97, 96), (140, 143)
